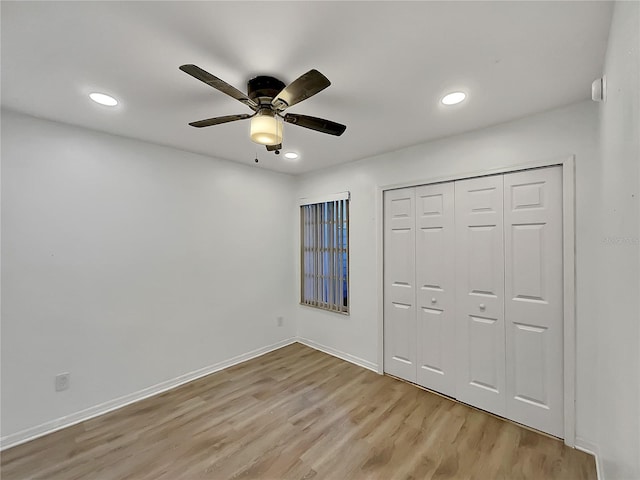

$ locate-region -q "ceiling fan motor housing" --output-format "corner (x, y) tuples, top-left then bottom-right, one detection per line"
(248, 76), (286, 104)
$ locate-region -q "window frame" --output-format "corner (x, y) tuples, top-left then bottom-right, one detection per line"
(299, 193), (350, 314)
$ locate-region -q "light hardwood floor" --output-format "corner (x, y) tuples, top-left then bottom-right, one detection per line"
(1, 343), (596, 479)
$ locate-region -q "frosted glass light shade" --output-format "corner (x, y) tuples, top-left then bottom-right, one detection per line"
(250, 111), (282, 145)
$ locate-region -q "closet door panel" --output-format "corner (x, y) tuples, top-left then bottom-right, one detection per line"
(504, 166), (563, 437)
(384, 188), (417, 382)
(415, 183), (456, 396)
(455, 175), (506, 417)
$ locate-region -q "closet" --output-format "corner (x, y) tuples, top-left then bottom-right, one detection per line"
(383, 166), (563, 438)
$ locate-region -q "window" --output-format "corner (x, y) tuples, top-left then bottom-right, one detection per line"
(300, 193), (349, 313)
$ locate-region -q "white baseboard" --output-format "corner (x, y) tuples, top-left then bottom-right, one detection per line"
(0, 337), (296, 451)
(296, 337), (379, 372)
(575, 437), (602, 480)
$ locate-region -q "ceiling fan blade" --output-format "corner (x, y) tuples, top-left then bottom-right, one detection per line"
(180, 64), (258, 110)
(272, 70), (330, 109)
(283, 114), (346, 136)
(188, 114), (252, 128)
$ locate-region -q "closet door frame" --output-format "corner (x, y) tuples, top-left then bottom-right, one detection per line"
(376, 155), (576, 447)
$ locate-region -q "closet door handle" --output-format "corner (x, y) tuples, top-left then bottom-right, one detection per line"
(479, 303), (486, 311)
(431, 298), (437, 304)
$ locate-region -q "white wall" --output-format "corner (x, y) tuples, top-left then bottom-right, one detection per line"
(596, 1), (640, 479)
(0, 110), (296, 445)
(295, 100), (601, 448)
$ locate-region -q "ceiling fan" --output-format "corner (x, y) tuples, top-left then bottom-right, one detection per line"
(179, 64), (346, 153)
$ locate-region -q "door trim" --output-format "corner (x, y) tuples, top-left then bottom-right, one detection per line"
(375, 155), (576, 446)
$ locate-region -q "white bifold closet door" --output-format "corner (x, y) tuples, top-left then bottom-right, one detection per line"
(504, 166), (563, 437)
(383, 166), (563, 438)
(415, 183), (456, 397)
(383, 188), (417, 381)
(384, 185), (456, 391)
(455, 175), (506, 417)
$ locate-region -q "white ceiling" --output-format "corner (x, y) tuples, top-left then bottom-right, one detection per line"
(1, 1), (612, 175)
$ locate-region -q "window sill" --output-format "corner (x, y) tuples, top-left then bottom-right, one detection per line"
(299, 302), (350, 316)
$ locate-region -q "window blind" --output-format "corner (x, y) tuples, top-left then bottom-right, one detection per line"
(300, 198), (349, 313)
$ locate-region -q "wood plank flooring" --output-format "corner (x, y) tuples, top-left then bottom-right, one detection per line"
(1, 343), (596, 479)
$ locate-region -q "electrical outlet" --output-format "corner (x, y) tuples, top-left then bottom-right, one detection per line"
(55, 373), (70, 392)
(277, 316), (284, 327)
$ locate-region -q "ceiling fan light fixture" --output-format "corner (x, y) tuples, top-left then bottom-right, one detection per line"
(250, 110), (282, 145)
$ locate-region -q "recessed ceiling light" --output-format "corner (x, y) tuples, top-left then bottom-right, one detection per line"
(441, 91), (466, 106)
(284, 152), (299, 160)
(89, 92), (118, 107)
